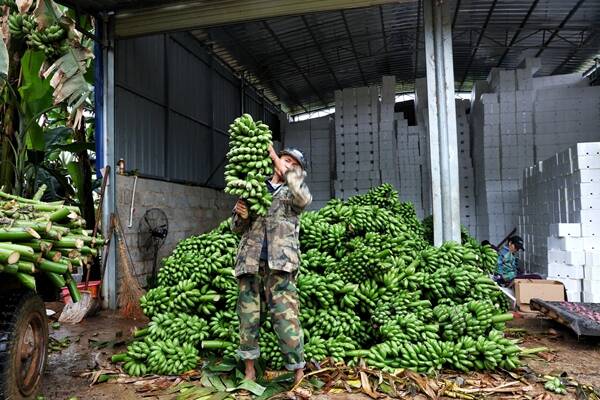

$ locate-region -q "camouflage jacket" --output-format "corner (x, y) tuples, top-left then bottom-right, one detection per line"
(231, 168), (312, 277)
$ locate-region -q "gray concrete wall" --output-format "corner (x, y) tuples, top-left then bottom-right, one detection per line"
(116, 175), (235, 285)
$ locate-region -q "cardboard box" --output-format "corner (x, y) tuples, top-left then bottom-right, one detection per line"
(514, 279), (566, 312)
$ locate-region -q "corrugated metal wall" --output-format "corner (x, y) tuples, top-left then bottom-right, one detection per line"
(115, 32), (280, 189)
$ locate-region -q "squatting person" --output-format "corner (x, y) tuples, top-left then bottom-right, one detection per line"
(231, 145), (312, 385)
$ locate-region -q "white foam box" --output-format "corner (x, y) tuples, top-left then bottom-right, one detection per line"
(571, 169), (600, 183)
(581, 223), (600, 237)
(572, 142), (600, 156)
(583, 279), (600, 294)
(547, 236), (584, 251)
(549, 223), (581, 237)
(548, 263), (584, 279)
(548, 276), (582, 292)
(547, 250), (586, 265)
(566, 290), (582, 302)
(584, 264), (600, 280)
(572, 156), (600, 171)
(583, 291), (600, 303)
(585, 251), (600, 266)
(583, 237), (600, 251)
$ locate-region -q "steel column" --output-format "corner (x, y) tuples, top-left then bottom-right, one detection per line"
(101, 16), (117, 309)
(423, 0), (461, 245)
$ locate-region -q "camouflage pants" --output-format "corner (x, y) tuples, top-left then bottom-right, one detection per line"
(237, 260), (305, 370)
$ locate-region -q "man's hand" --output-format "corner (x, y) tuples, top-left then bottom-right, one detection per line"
(234, 199), (249, 220)
(268, 144), (288, 178)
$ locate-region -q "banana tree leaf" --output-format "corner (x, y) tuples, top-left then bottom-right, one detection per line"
(45, 126), (72, 147)
(0, 30), (8, 93)
(19, 50), (53, 117)
(66, 161), (83, 195)
(206, 392), (232, 400)
(226, 380), (266, 396)
(205, 358), (238, 373)
(43, 47), (93, 110)
(0, 31), (8, 78)
(53, 142), (95, 153)
(43, 165), (75, 197)
(16, 0), (34, 13)
(33, 0), (62, 29)
(175, 386), (215, 400)
(255, 382), (287, 400)
(25, 123), (45, 151)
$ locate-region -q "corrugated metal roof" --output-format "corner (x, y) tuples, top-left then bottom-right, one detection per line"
(67, 0), (600, 113)
(197, 0), (600, 113)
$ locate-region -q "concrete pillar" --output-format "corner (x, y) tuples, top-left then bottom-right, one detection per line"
(423, 0), (461, 245)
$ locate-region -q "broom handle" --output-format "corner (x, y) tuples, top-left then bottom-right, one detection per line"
(114, 213), (138, 277)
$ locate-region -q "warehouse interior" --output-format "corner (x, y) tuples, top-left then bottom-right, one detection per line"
(58, 0), (600, 307)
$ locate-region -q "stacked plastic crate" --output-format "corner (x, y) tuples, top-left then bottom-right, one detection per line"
(520, 142), (600, 302)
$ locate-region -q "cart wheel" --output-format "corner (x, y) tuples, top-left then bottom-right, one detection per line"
(0, 290), (48, 400)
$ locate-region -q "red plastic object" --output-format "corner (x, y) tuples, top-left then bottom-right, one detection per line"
(61, 280), (101, 304)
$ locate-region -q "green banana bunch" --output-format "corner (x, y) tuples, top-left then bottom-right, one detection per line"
(7, 13), (36, 39)
(146, 338), (198, 376)
(208, 310), (239, 342)
(259, 325), (285, 370)
(544, 376), (567, 394)
(304, 334), (328, 364)
(224, 114), (273, 216)
(147, 312), (209, 345)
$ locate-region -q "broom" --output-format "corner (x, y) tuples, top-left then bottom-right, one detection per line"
(114, 213), (145, 320)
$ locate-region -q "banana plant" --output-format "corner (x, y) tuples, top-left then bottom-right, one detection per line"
(0, 0), (96, 227)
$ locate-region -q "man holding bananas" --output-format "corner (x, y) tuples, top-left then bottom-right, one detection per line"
(231, 145), (312, 386)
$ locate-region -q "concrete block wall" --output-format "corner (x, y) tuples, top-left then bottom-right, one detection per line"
(282, 116), (333, 210)
(470, 57), (600, 243)
(116, 175), (234, 285)
(519, 143), (600, 302)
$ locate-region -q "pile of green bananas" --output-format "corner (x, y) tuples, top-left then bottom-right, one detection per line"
(8, 13), (69, 58)
(113, 184), (521, 377)
(112, 337), (198, 376)
(224, 114), (273, 216)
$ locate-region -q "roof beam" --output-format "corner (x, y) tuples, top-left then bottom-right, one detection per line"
(115, 0), (411, 38)
(378, 5), (391, 74)
(262, 21), (328, 107)
(221, 28), (307, 112)
(300, 15), (343, 90)
(551, 29), (600, 75)
(413, 0), (422, 82)
(340, 9), (368, 86)
(535, 0), (586, 58)
(458, 0), (498, 91)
